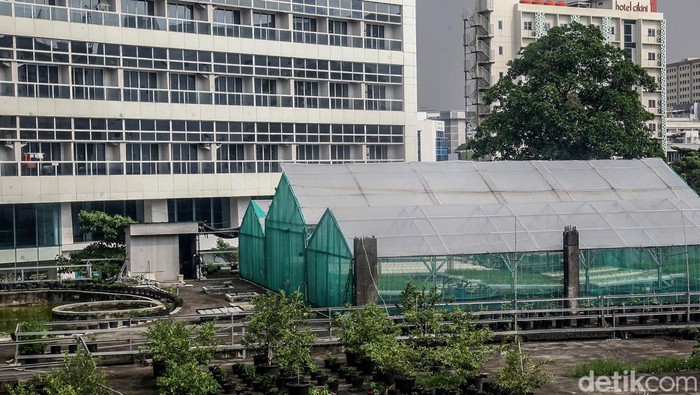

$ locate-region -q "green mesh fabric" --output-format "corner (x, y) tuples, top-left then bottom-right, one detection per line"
(373, 246), (700, 307)
(306, 209), (353, 307)
(263, 174), (308, 296)
(239, 201), (266, 287)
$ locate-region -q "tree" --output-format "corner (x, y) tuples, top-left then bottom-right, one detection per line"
(156, 362), (219, 395)
(495, 339), (553, 394)
(242, 290), (311, 366)
(61, 211), (135, 279)
(468, 23), (663, 160)
(671, 148), (700, 193)
(212, 239), (238, 263)
(42, 348), (109, 395)
(142, 319), (218, 367)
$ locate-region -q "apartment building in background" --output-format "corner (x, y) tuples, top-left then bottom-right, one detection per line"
(0, 0), (417, 268)
(464, 0), (666, 150)
(668, 57), (700, 109)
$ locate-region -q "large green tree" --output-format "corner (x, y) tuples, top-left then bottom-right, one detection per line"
(671, 148), (700, 193)
(468, 23), (663, 160)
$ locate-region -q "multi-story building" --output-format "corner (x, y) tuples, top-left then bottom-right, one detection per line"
(464, 0), (666, 149)
(668, 58), (700, 109)
(0, 0), (417, 269)
(416, 110), (465, 161)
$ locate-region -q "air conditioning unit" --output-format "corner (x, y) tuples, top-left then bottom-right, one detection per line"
(97, 2), (110, 11)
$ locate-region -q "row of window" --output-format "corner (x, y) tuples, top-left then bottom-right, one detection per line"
(1, 36), (403, 79)
(5, 1), (402, 51)
(9, 144), (396, 177)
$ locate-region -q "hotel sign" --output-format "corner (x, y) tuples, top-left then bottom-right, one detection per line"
(615, 1), (650, 12)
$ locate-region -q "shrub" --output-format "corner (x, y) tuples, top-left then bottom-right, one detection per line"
(17, 318), (49, 356)
(567, 358), (634, 378)
(156, 362), (219, 395)
(142, 319), (218, 367)
(43, 348), (108, 395)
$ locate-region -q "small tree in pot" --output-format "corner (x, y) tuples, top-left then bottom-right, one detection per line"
(363, 334), (418, 392)
(141, 319), (218, 378)
(495, 339), (553, 395)
(334, 303), (397, 367)
(274, 324), (316, 395)
(243, 290), (310, 371)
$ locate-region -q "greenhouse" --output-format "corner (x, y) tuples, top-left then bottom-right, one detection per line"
(239, 159), (700, 307)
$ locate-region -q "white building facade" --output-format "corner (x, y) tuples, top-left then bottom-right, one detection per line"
(0, 0), (417, 267)
(465, 0), (666, 150)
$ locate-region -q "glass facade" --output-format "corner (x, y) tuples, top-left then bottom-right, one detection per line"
(0, 204), (61, 250)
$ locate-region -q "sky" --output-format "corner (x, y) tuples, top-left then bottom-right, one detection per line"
(416, 0), (700, 111)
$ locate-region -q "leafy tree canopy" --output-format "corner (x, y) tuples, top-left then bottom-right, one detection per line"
(468, 22), (663, 160)
(671, 148), (700, 193)
(58, 211), (136, 278)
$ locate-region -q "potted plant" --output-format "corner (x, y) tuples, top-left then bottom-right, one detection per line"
(141, 319), (218, 378)
(363, 334), (418, 393)
(17, 318), (50, 364)
(278, 331), (315, 395)
(334, 303), (397, 367)
(494, 340), (553, 395)
(243, 291), (309, 374)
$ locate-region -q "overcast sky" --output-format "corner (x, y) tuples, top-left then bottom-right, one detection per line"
(416, 0), (700, 111)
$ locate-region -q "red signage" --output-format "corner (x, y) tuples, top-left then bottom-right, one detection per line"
(615, 1), (651, 12)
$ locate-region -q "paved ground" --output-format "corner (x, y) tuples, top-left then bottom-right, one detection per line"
(103, 337), (700, 395)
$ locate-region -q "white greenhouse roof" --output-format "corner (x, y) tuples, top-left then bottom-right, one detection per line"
(283, 158), (697, 225)
(329, 198), (700, 257)
(280, 159), (700, 257)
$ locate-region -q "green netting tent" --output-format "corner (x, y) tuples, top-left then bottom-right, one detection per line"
(240, 159), (700, 307)
(239, 201), (267, 286)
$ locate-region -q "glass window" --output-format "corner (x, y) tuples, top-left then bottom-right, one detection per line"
(293, 16), (317, 32)
(253, 12), (275, 28)
(168, 2), (193, 19)
(214, 8), (240, 24)
(255, 79), (277, 94)
(122, 0), (154, 15)
(0, 206), (14, 249)
(328, 20), (348, 35)
(15, 204), (37, 248)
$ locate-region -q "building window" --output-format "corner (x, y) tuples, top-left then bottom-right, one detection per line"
(648, 52), (656, 61)
(294, 81), (319, 108)
(329, 20), (348, 35)
(255, 78), (277, 106)
(366, 24), (385, 38)
(648, 99), (656, 108)
(366, 84), (386, 99)
(256, 144), (279, 172)
(523, 21), (533, 31)
(255, 78), (276, 94)
(122, 0), (154, 15)
(498, 20), (503, 30)
(168, 2), (192, 19)
(217, 144), (246, 173)
(293, 16), (317, 32)
(648, 28), (656, 37)
(19, 64), (59, 84)
(214, 8), (240, 24)
(331, 145), (351, 161)
(253, 12), (275, 28)
(72, 67), (105, 100)
(124, 71), (157, 88)
(297, 145), (320, 162)
(498, 46), (503, 55)
(544, 22), (551, 31)
(171, 143), (198, 174)
(367, 145), (388, 161)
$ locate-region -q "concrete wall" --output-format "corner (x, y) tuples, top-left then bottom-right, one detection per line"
(126, 234), (180, 282)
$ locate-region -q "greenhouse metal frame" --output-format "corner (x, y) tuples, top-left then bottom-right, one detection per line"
(239, 159), (700, 307)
